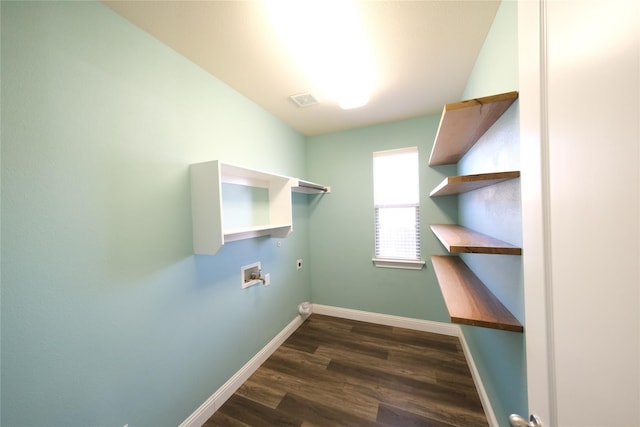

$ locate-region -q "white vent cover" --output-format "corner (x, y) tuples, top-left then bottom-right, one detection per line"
(289, 92), (319, 107)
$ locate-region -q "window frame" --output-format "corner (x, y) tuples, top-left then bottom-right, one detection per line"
(371, 147), (425, 270)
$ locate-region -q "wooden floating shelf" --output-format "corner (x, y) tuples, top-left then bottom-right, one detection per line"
(429, 91), (519, 166)
(431, 224), (522, 255)
(430, 171), (520, 197)
(431, 256), (523, 333)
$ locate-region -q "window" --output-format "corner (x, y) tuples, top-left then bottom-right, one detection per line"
(372, 147), (424, 270)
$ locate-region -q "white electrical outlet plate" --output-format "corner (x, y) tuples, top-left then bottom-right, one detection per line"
(264, 273), (270, 286)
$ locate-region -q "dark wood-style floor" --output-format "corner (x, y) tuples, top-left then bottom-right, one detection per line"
(204, 314), (489, 426)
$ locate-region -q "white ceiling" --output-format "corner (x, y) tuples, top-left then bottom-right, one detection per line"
(104, 1), (500, 136)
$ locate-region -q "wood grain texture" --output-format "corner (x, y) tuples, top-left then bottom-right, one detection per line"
(431, 224), (522, 255)
(428, 91), (519, 166)
(431, 256), (523, 333)
(205, 314), (489, 426)
(430, 171), (521, 197)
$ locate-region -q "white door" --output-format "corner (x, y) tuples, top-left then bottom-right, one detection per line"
(518, 1), (640, 426)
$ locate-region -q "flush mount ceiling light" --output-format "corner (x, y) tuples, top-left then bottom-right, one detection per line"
(265, 0), (376, 110)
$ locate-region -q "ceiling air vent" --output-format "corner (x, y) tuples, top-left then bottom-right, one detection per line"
(289, 92), (319, 108)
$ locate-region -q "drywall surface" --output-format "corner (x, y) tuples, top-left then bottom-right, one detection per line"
(1, 2), (311, 425)
(463, 0), (518, 100)
(458, 103), (526, 425)
(458, 1), (528, 425)
(306, 116), (455, 322)
(543, 1), (640, 425)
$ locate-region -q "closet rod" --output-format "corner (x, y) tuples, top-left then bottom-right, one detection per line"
(297, 180), (329, 192)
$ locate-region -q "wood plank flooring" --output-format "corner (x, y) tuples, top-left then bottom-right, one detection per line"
(204, 314), (489, 427)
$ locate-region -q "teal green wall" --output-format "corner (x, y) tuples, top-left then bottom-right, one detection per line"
(2, 1), (526, 426)
(222, 184), (270, 230)
(463, 0), (519, 99)
(459, 1), (528, 425)
(306, 117), (456, 321)
(1, 2), (312, 426)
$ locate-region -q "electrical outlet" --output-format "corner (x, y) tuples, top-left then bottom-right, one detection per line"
(296, 259), (303, 270)
(264, 273), (271, 286)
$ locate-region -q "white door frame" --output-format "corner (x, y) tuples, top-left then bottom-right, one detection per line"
(519, 1), (640, 425)
(518, 0), (555, 424)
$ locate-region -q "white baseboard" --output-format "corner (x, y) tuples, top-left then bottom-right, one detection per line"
(311, 304), (459, 336)
(180, 304), (497, 427)
(179, 314), (305, 427)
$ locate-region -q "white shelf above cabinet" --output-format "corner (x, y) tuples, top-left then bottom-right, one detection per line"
(224, 224), (293, 243)
(190, 160), (328, 255)
(219, 162), (291, 187)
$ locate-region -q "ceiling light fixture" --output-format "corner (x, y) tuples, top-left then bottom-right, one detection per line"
(265, 0), (375, 110)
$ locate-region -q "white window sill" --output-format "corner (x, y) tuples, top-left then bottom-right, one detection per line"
(372, 258), (426, 270)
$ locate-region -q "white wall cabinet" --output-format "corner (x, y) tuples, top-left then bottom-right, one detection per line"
(190, 160), (328, 255)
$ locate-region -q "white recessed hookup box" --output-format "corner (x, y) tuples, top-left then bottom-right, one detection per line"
(241, 262), (262, 288)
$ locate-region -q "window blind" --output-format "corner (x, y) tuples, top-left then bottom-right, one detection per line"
(373, 147), (420, 260)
